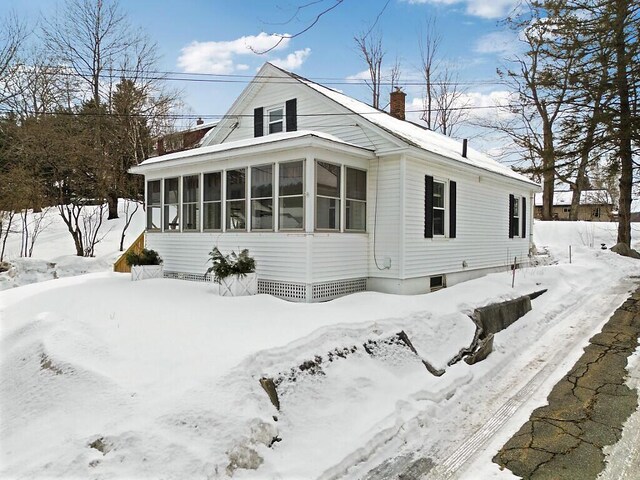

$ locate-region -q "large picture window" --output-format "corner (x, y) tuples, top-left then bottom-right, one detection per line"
(279, 161), (304, 229)
(251, 164), (273, 230)
(226, 169), (246, 230)
(345, 167), (366, 231)
(163, 177), (180, 231)
(182, 175), (200, 231)
(146, 180), (161, 230)
(203, 172), (222, 230)
(316, 161), (341, 230)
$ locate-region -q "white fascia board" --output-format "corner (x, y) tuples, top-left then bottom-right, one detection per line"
(130, 135), (374, 175)
(406, 146), (541, 191)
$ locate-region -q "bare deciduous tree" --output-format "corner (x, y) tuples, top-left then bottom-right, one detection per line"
(418, 16), (441, 130)
(354, 29), (385, 109)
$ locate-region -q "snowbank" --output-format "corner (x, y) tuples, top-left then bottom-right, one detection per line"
(1, 220), (639, 479)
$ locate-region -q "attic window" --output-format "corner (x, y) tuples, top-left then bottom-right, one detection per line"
(268, 107), (284, 134)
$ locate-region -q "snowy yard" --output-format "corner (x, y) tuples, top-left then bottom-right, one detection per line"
(1, 211), (640, 479)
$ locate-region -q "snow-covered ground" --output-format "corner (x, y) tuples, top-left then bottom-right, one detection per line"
(1, 217), (639, 479)
(0, 201), (145, 290)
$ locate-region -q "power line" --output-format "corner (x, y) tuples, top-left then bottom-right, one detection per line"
(16, 64), (504, 87)
(0, 103), (524, 120)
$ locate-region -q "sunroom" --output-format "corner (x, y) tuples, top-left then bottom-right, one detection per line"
(130, 131), (375, 302)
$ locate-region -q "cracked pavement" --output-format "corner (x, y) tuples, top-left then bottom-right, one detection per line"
(493, 288), (640, 479)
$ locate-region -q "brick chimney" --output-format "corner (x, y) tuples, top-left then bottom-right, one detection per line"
(390, 87), (406, 120)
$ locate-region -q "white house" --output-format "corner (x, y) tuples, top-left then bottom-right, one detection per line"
(130, 63), (540, 302)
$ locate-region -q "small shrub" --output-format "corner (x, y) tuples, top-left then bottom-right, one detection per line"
(206, 247), (256, 283)
(125, 248), (163, 266)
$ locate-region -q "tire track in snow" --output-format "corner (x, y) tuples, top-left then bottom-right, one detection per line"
(429, 282), (635, 479)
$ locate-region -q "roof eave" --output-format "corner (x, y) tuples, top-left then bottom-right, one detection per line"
(130, 134), (375, 175)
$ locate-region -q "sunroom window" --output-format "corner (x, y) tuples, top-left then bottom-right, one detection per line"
(203, 172), (222, 230)
(146, 180), (161, 230)
(345, 167), (366, 231)
(268, 107), (284, 134)
(316, 161), (340, 230)
(279, 161), (304, 229)
(226, 169), (246, 230)
(251, 164), (273, 230)
(182, 175), (200, 231)
(163, 177), (179, 231)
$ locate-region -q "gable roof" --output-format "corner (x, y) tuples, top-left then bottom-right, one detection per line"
(266, 64), (538, 188)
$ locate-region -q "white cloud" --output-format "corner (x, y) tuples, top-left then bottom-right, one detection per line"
(474, 31), (520, 56)
(177, 33), (291, 74)
(346, 69), (371, 82)
(461, 90), (516, 121)
(270, 48), (311, 70)
(402, 0), (520, 19)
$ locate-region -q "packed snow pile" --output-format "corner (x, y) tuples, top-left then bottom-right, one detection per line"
(1, 220), (639, 479)
(0, 200), (145, 290)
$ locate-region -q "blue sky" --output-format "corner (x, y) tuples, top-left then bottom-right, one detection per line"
(2, 0), (523, 148)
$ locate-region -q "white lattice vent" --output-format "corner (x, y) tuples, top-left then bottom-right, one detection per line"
(164, 271), (212, 283)
(312, 278), (367, 301)
(258, 280), (307, 301)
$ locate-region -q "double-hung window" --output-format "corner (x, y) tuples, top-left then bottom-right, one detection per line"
(146, 180), (161, 231)
(509, 194), (526, 238)
(163, 177), (180, 231)
(226, 169), (246, 230)
(268, 107), (284, 134)
(425, 175), (456, 239)
(251, 164), (273, 230)
(279, 161), (304, 229)
(203, 172), (222, 230)
(512, 196), (520, 237)
(432, 181), (446, 236)
(182, 175), (200, 231)
(316, 161), (341, 230)
(345, 167), (366, 231)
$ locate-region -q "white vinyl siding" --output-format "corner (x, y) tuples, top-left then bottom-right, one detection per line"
(403, 156), (530, 278)
(147, 232), (367, 284)
(211, 80), (399, 152)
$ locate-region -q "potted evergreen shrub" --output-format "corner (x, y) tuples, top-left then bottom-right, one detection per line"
(206, 247), (257, 296)
(126, 248), (164, 281)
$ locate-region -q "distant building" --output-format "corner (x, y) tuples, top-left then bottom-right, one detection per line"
(534, 190), (615, 221)
(151, 118), (217, 157)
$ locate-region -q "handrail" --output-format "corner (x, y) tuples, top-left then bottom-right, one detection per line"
(113, 231), (145, 273)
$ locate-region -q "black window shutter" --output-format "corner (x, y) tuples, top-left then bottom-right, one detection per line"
(508, 194), (514, 238)
(286, 98), (297, 132)
(521, 196), (527, 238)
(254, 107), (264, 137)
(449, 180), (457, 239)
(425, 175), (434, 238)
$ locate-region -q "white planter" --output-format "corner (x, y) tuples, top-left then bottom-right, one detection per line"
(217, 272), (258, 297)
(131, 265), (164, 281)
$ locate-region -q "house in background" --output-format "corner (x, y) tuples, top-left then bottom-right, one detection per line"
(534, 190), (615, 221)
(151, 118), (217, 157)
(131, 63), (540, 302)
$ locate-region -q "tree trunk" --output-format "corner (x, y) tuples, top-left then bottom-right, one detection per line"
(541, 120), (555, 220)
(107, 192), (119, 219)
(614, 0), (633, 246)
